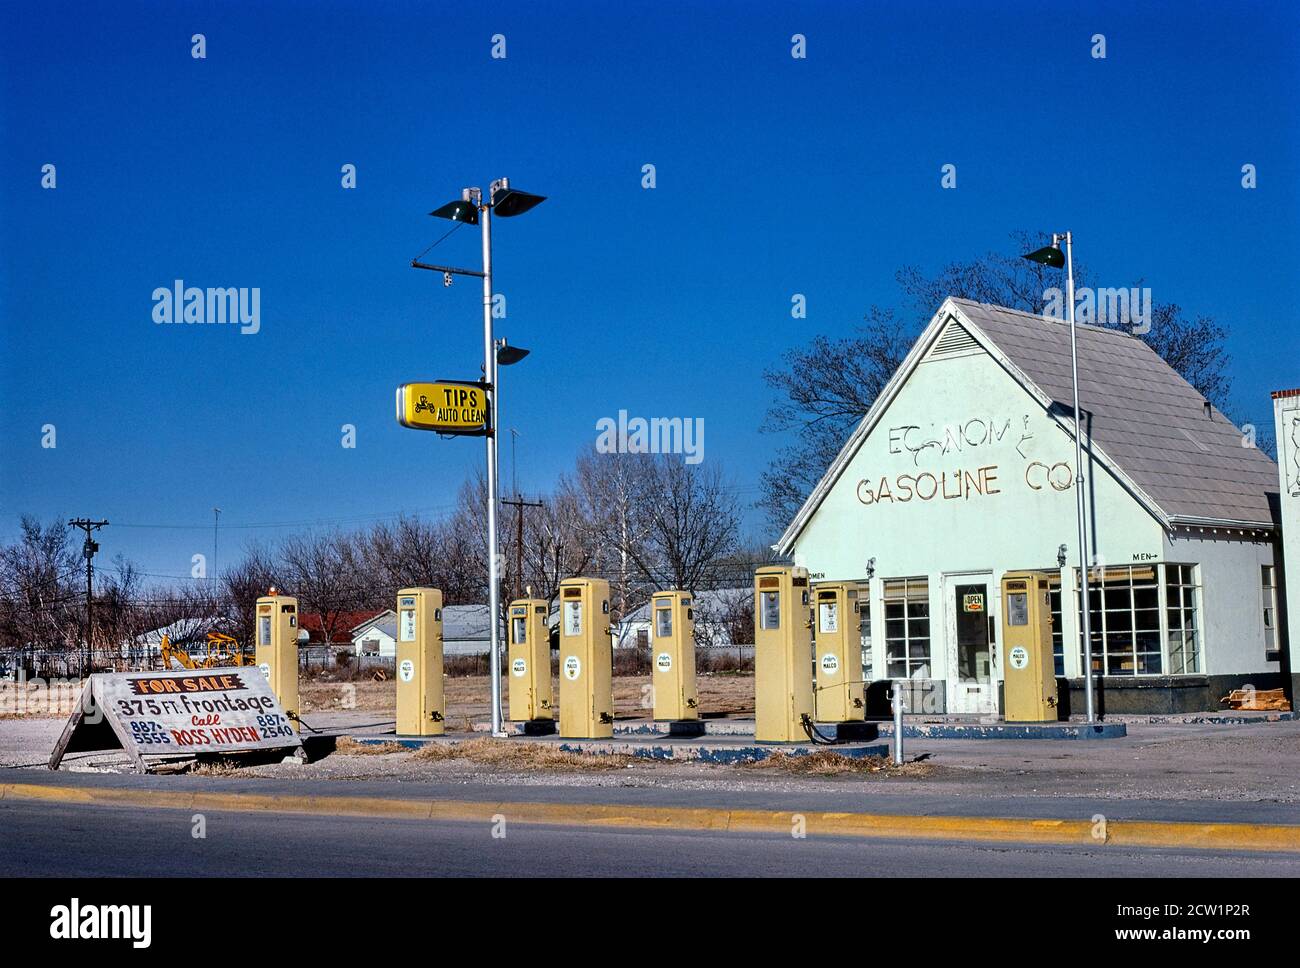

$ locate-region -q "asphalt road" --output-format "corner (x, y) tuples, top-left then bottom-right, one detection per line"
(4, 793), (1300, 877)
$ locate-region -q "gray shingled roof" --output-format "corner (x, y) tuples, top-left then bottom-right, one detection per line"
(617, 588), (751, 627)
(949, 298), (1278, 527)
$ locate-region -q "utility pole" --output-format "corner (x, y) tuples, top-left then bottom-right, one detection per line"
(501, 496), (544, 601)
(67, 518), (108, 677)
(213, 507), (221, 579)
(509, 427), (520, 499)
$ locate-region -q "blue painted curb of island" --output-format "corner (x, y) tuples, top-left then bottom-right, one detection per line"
(348, 735), (892, 763)
(879, 723), (1127, 740)
(554, 742), (894, 764)
(609, 722), (1126, 740)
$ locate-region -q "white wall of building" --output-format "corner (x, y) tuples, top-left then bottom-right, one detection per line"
(1274, 393), (1300, 680)
(1163, 531), (1277, 677)
(789, 345), (1271, 710)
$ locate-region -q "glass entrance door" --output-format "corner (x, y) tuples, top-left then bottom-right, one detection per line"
(948, 578), (997, 715)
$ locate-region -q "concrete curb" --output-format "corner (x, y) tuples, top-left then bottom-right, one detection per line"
(480, 720), (1128, 740)
(352, 734), (892, 763)
(4, 781), (1299, 853)
(882, 723), (1127, 740)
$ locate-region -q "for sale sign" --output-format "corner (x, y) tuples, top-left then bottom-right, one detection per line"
(49, 668), (302, 773)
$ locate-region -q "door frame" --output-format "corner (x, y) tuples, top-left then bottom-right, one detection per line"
(942, 570), (1000, 716)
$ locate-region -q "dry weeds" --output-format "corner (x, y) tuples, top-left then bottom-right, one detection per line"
(751, 750), (936, 777)
(413, 737), (637, 771)
(334, 737), (407, 755)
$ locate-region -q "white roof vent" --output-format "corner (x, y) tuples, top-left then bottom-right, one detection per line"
(927, 318), (980, 360)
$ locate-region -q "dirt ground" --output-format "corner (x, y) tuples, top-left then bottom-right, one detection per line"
(0, 672), (759, 724)
(7, 672), (1300, 805)
(298, 672), (758, 724)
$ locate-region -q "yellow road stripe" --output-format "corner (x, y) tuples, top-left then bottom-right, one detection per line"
(3, 781), (1297, 852)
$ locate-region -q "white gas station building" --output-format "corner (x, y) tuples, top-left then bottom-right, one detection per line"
(778, 298), (1287, 715)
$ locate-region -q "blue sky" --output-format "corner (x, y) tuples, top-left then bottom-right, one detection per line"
(2, 0), (1297, 583)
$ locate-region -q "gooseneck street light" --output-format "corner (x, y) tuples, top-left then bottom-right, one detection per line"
(420, 179), (546, 737)
(1023, 232), (1096, 724)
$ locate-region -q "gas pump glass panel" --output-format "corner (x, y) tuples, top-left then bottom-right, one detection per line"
(1006, 592), (1029, 626)
(818, 599), (839, 634)
(655, 606), (672, 638)
(511, 616), (526, 644)
(760, 591), (781, 629)
(563, 601), (582, 636)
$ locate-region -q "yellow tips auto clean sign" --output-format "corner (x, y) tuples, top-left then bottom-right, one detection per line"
(396, 382), (490, 435)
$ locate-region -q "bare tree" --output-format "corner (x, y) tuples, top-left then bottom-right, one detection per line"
(569, 448), (656, 621)
(621, 456), (741, 596)
(520, 485), (596, 604)
(277, 531), (370, 648)
(0, 516), (81, 675)
(363, 513), (483, 605)
(95, 555), (146, 669)
(221, 543), (283, 648)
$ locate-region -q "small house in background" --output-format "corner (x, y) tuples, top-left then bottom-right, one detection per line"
(349, 605), (493, 657)
(616, 588), (755, 655)
(299, 610), (387, 649)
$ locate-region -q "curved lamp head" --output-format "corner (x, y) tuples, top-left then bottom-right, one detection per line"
(1022, 244), (1065, 269)
(496, 345), (530, 366)
(429, 199), (479, 224)
(491, 186), (546, 218)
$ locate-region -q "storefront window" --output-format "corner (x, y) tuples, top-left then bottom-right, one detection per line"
(1165, 564), (1201, 674)
(858, 586), (873, 681)
(883, 578), (929, 679)
(1046, 574), (1064, 676)
(1075, 565), (1162, 676)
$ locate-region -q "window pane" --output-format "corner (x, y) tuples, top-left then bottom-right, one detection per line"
(1104, 586), (1132, 610)
(1137, 651), (1163, 675)
(1163, 564), (1201, 676)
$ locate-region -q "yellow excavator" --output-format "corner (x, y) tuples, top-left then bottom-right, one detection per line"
(159, 631), (254, 670)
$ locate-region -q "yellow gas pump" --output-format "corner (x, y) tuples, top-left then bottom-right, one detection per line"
(558, 577), (614, 738)
(812, 582), (865, 723)
(508, 597), (554, 725)
(254, 589), (300, 730)
(754, 566), (816, 743)
(395, 587), (446, 736)
(650, 590), (700, 725)
(1001, 571), (1059, 722)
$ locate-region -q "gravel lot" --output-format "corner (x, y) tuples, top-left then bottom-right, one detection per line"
(5, 673), (1299, 805)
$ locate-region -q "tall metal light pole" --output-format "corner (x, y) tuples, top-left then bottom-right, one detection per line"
(421, 179), (545, 737)
(1024, 232), (1096, 723)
